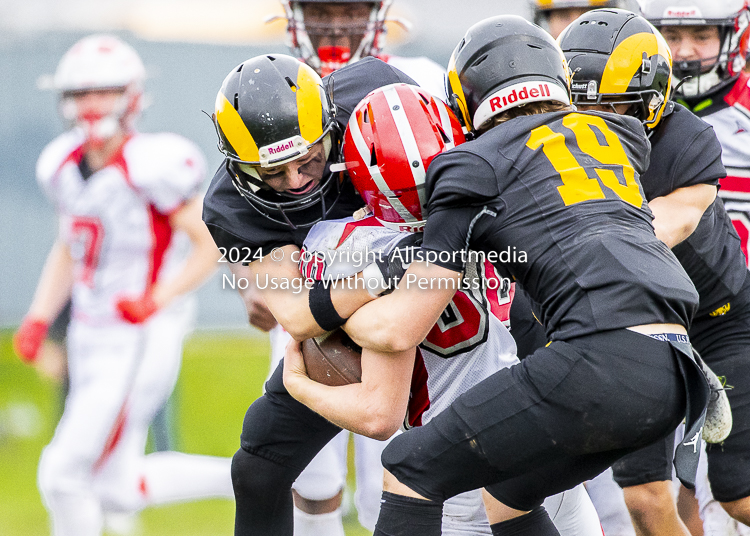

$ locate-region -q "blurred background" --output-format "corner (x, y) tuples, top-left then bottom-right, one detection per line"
(0, 0), (529, 329)
(0, 1), (527, 534)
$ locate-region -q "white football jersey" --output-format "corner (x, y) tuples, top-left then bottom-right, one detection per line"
(36, 129), (206, 325)
(384, 55), (448, 101)
(301, 216), (519, 430)
(699, 73), (750, 266)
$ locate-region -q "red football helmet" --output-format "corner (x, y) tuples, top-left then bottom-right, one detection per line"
(341, 83), (465, 232)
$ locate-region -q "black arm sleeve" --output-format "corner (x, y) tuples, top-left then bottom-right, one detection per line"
(421, 205), (493, 272)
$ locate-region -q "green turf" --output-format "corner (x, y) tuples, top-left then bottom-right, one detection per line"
(0, 328), (371, 535)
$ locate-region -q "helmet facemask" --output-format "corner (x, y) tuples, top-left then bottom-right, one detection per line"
(642, 0), (750, 99)
(281, 1), (391, 76)
(212, 54), (346, 229)
(59, 85), (142, 145)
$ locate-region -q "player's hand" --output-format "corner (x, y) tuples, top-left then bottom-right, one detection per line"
(13, 317), (49, 363)
(363, 233), (422, 296)
(283, 340), (310, 396)
(116, 294), (159, 324)
(246, 296), (278, 332)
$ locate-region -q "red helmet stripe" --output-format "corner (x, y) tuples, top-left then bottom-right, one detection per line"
(382, 85), (428, 215)
(346, 100), (418, 222)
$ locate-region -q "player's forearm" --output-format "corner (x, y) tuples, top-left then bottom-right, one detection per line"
(151, 239), (218, 308)
(288, 377), (402, 439)
(284, 345), (414, 439)
(27, 241), (75, 321)
(345, 261), (460, 352)
(649, 184), (717, 248)
(251, 246), (375, 340)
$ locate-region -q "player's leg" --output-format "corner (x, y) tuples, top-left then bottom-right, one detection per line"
(542, 485), (604, 536)
(375, 330), (688, 536)
(612, 432), (691, 536)
(441, 489), (492, 535)
(691, 287), (750, 526)
(291, 431), (348, 536)
(693, 442), (739, 536)
(37, 322), (143, 536)
(585, 468), (636, 536)
(353, 431), (390, 530)
(268, 325), (352, 536)
(94, 305), (233, 511)
(232, 358), (344, 536)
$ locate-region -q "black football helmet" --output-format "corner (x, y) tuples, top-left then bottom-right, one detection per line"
(559, 8), (673, 128)
(446, 15), (572, 133)
(212, 54), (341, 228)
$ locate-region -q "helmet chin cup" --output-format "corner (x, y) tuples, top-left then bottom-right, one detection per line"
(80, 116), (120, 145)
(317, 46), (351, 77)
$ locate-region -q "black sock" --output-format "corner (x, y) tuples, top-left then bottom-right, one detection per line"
(490, 506), (560, 536)
(373, 491), (443, 536)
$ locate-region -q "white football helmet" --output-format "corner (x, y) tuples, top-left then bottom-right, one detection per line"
(54, 35), (146, 142)
(639, 0), (750, 98)
(273, 0), (394, 76)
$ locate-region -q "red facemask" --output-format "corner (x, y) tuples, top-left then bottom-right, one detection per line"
(317, 46), (351, 76)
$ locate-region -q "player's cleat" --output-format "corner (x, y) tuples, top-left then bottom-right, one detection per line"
(698, 352), (733, 444)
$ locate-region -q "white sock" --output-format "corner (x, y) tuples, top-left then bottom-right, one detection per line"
(293, 507), (345, 536)
(141, 451), (233, 506)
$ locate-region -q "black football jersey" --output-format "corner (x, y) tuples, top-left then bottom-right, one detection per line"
(202, 58), (418, 259)
(422, 110), (699, 341)
(642, 103), (746, 317)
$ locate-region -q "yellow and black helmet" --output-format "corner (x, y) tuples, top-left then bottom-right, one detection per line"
(558, 8), (673, 129)
(212, 54), (342, 228)
(446, 15), (572, 133)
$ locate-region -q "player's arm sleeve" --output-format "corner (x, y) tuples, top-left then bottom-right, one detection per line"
(129, 134), (207, 215)
(668, 124), (725, 190)
(421, 150), (502, 271)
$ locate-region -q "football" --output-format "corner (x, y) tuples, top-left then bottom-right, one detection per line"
(301, 329), (363, 386)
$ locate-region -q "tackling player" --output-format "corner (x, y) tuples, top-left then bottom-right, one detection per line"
(558, 8), (748, 536)
(282, 82), (605, 536)
(238, 3), (447, 532)
(12, 35), (232, 536)
(203, 53), (429, 536)
(637, 0), (750, 530)
(338, 15), (708, 536)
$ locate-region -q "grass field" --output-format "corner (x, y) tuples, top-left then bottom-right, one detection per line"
(0, 328), (371, 536)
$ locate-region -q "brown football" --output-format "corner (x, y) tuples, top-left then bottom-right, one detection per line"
(301, 328), (362, 386)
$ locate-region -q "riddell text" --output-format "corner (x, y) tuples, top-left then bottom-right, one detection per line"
(490, 84), (551, 112)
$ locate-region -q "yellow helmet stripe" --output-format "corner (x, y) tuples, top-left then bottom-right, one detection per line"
(447, 53), (473, 131)
(295, 64), (324, 144)
(215, 92), (259, 162)
(601, 32), (671, 94)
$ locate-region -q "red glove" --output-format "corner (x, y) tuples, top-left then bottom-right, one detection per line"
(13, 318), (49, 363)
(116, 294), (159, 324)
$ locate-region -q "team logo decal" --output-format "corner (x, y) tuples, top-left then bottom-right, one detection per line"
(663, 7), (701, 18)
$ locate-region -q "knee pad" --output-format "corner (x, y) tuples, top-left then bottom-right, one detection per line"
(231, 447), (298, 501)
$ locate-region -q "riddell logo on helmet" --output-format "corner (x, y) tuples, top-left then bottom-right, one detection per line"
(489, 84), (552, 112)
(268, 140), (295, 155)
(473, 80), (570, 129)
(663, 7), (701, 18)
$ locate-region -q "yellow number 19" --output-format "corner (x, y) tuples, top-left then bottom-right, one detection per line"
(526, 113), (643, 208)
